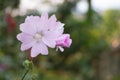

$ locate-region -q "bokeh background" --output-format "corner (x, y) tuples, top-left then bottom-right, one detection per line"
(0, 0), (120, 80)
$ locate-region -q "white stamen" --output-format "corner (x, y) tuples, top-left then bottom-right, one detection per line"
(34, 33), (42, 41)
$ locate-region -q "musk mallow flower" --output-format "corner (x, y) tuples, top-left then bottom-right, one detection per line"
(56, 34), (72, 52)
(17, 13), (72, 57)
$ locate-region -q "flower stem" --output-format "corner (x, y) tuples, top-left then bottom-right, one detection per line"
(21, 69), (29, 80)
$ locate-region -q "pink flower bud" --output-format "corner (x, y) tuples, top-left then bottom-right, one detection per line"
(56, 34), (72, 52)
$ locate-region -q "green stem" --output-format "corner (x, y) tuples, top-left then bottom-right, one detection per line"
(21, 69), (29, 80)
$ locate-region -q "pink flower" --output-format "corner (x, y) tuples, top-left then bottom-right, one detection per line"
(56, 34), (72, 52)
(17, 13), (64, 57)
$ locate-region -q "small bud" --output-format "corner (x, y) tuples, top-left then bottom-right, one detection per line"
(23, 60), (33, 70)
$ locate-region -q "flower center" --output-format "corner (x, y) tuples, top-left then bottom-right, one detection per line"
(34, 33), (42, 42)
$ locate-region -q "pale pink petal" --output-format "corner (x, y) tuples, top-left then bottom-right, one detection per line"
(25, 16), (40, 22)
(43, 31), (60, 39)
(17, 33), (34, 44)
(20, 23), (36, 35)
(40, 13), (48, 20)
(42, 31), (60, 48)
(40, 13), (48, 26)
(55, 22), (64, 34)
(21, 41), (35, 51)
(49, 15), (57, 22)
(20, 16), (41, 35)
(47, 15), (57, 30)
(42, 37), (56, 48)
(31, 42), (48, 57)
(37, 13), (49, 31)
(25, 15), (34, 22)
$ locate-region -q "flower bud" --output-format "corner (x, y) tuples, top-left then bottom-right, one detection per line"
(56, 34), (72, 52)
(23, 60), (33, 70)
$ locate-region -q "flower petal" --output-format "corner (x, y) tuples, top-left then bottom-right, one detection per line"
(37, 13), (49, 31)
(47, 15), (57, 30)
(20, 16), (41, 35)
(40, 13), (48, 20)
(42, 37), (56, 48)
(31, 42), (48, 57)
(25, 16), (40, 22)
(21, 41), (35, 51)
(25, 15), (33, 22)
(20, 23), (37, 35)
(17, 33), (34, 44)
(44, 31), (58, 38)
(55, 22), (64, 34)
(49, 15), (57, 22)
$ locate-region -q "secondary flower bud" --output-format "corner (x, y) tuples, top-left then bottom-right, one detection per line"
(56, 34), (72, 52)
(23, 60), (33, 70)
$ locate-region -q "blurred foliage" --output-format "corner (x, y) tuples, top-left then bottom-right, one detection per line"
(0, 0), (19, 10)
(0, 0), (120, 80)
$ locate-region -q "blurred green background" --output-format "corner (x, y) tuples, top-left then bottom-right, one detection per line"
(0, 0), (120, 80)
